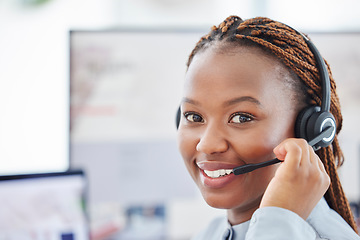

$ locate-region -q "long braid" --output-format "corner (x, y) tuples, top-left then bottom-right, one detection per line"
(187, 16), (358, 232)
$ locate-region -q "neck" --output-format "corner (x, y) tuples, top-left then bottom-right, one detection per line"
(226, 197), (261, 225)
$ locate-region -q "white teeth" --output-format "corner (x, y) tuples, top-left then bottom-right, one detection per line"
(204, 169), (233, 178)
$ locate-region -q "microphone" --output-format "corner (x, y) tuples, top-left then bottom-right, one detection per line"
(233, 126), (335, 175)
(233, 158), (282, 175)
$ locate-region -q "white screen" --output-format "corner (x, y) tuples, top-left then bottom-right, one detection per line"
(0, 172), (88, 240)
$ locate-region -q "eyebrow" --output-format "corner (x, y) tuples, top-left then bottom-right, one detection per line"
(223, 96), (262, 107)
(181, 97), (199, 105)
(181, 96), (262, 107)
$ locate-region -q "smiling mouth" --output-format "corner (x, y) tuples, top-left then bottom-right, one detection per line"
(203, 169), (233, 178)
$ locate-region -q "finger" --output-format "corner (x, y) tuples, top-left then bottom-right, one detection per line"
(318, 158), (327, 173)
(313, 151), (327, 173)
(307, 144), (323, 170)
(273, 143), (286, 160)
(276, 139), (303, 168)
(310, 150), (331, 190)
(298, 139), (311, 167)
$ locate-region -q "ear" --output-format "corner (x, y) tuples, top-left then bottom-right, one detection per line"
(176, 107), (181, 129)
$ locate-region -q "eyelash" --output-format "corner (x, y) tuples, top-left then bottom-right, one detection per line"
(183, 111), (254, 124)
(184, 112), (204, 123)
(228, 112), (255, 124)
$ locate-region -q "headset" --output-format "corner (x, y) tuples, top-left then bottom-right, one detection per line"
(175, 29), (337, 174)
(294, 33), (336, 150)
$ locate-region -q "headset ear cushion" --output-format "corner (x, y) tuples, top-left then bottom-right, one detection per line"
(176, 107), (181, 129)
(295, 106), (321, 141)
(306, 111), (336, 148)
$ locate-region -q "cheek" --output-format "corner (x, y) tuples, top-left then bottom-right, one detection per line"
(230, 121), (294, 163)
(230, 131), (277, 163)
(177, 130), (197, 168)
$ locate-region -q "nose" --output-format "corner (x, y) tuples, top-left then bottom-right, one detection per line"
(196, 124), (229, 155)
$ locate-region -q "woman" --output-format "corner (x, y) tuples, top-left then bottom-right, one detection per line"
(176, 16), (359, 239)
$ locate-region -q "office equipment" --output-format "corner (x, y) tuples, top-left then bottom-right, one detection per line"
(0, 170), (88, 240)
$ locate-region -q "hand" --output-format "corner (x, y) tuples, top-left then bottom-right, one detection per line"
(259, 138), (330, 220)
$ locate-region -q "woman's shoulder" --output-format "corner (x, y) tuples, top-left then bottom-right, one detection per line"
(307, 198), (360, 239)
(191, 198), (360, 240)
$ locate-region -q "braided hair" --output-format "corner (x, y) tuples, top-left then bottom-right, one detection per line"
(186, 16), (358, 232)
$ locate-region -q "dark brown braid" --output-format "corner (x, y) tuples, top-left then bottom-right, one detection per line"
(187, 16), (358, 232)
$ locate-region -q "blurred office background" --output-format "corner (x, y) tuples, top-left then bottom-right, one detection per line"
(1, 0), (360, 239)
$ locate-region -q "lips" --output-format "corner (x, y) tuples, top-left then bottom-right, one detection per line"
(197, 161), (241, 188)
(197, 161), (239, 171)
(204, 169), (233, 178)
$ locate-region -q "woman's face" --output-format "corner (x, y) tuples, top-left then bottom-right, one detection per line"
(177, 46), (299, 222)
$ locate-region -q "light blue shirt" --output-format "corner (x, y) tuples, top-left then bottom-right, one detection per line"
(192, 198), (359, 240)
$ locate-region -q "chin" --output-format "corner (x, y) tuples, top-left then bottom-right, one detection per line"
(204, 198), (230, 209)
(200, 189), (263, 213)
(201, 191), (243, 209)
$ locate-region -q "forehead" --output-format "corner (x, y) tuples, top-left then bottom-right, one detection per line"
(185, 46), (284, 93)
(182, 46), (299, 114)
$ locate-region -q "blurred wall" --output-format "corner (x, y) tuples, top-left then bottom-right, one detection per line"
(1, 0), (359, 174)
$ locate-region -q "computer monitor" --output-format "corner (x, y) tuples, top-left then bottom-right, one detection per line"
(0, 170), (88, 240)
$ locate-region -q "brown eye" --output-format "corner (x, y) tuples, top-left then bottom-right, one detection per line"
(184, 112), (204, 123)
(229, 113), (253, 124)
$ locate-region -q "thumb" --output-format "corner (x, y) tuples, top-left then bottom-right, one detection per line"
(273, 142), (287, 161)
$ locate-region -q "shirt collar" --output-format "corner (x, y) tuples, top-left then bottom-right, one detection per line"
(224, 218), (250, 240)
